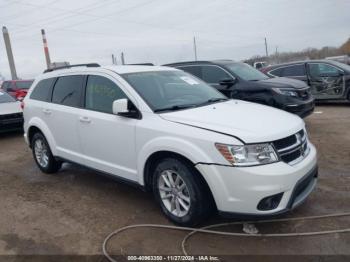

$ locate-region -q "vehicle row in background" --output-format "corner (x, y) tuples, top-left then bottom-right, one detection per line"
(0, 91), (23, 133)
(0, 79), (34, 100)
(165, 60), (314, 118)
(261, 60), (350, 101)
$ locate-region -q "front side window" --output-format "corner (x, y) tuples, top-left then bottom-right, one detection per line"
(52, 75), (84, 107)
(30, 78), (56, 102)
(201, 66), (232, 84)
(85, 75), (127, 114)
(282, 64), (306, 76)
(225, 63), (269, 81)
(0, 91), (16, 103)
(122, 70), (226, 112)
(308, 63), (343, 77)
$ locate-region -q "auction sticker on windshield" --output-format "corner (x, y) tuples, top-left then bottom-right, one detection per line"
(180, 76), (199, 85)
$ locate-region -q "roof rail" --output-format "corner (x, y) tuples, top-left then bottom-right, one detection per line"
(126, 63), (154, 66)
(43, 63), (100, 73)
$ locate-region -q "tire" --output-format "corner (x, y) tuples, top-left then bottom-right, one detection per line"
(31, 132), (62, 174)
(152, 157), (213, 226)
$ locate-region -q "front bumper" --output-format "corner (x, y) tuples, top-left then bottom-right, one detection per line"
(195, 143), (317, 216)
(0, 116), (23, 133)
(277, 97), (315, 118)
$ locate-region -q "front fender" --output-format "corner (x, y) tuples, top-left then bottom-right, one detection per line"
(27, 117), (57, 155)
(137, 136), (213, 185)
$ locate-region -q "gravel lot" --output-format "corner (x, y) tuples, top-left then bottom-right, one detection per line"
(0, 104), (349, 260)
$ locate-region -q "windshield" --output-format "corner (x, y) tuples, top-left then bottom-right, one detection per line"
(0, 91), (16, 103)
(122, 70), (227, 112)
(225, 62), (269, 81)
(329, 60), (350, 72)
(15, 80), (33, 89)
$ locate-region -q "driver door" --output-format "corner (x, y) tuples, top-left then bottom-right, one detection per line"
(307, 63), (345, 100)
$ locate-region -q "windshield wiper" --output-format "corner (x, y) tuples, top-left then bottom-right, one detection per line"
(154, 104), (196, 113)
(196, 97), (228, 107)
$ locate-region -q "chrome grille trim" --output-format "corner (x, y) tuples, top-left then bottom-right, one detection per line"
(273, 130), (309, 165)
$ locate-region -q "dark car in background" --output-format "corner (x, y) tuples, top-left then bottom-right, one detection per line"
(165, 60), (314, 118)
(0, 91), (23, 133)
(261, 60), (350, 101)
(0, 79), (34, 100)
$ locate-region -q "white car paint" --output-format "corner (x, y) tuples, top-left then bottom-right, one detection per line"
(0, 100), (21, 115)
(23, 65), (317, 216)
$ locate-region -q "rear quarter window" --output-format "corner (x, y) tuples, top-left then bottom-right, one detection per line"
(30, 78), (56, 102)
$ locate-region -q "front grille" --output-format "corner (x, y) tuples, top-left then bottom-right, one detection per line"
(273, 129), (309, 165)
(0, 112), (23, 121)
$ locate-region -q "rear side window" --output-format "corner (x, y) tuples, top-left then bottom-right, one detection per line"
(52, 75), (84, 107)
(85, 75), (127, 113)
(178, 66), (202, 79)
(201, 66), (232, 84)
(268, 68), (283, 77)
(30, 78), (56, 102)
(282, 64), (306, 76)
(15, 80), (34, 89)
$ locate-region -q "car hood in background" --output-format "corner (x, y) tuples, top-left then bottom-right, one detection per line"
(160, 100), (304, 143)
(0, 102), (22, 115)
(257, 77), (307, 89)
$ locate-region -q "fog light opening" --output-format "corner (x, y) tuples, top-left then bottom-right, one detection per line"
(257, 192), (284, 211)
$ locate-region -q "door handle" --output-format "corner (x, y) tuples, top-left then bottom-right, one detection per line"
(79, 116), (91, 123)
(42, 109), (52, 115)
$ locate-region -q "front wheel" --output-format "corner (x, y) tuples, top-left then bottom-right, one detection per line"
(31, 132), (62, 174)
(153, 158), (213, 226)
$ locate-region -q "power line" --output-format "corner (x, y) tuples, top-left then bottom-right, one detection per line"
(10, 0), (118, 34)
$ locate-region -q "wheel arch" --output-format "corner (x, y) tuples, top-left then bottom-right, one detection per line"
(142, 150), (217, 210)
(27, 118), (57, 155)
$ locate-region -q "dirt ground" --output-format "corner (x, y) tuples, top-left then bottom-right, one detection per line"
(0, 104), (349, 261)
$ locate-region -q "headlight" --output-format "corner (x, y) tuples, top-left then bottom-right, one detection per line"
(215, 143), (279, 166)
(272, 88), (298, 97)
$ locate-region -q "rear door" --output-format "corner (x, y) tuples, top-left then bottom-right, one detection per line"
(77, 73), (138, 181)
(48, 75), (85, 162)
(306, 62), (345, 100)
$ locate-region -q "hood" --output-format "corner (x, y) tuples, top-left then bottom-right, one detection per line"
(0, 102), (22, 115)
(160, 100), (304, 143)
(257, 77), (307, 89)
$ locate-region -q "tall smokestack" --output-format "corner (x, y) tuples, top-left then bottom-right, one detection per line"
(2, 26), (18, 80)
(41, 29), (51, 69)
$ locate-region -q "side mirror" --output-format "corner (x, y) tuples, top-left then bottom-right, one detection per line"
(219, 78), (237, 88)
(112, 98), (141, 119)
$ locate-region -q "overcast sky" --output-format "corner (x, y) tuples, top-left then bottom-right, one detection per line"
(1, 0), (349, 79)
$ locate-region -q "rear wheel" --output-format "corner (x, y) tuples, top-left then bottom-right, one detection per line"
(31, 132), (62, 174)
(152, 157), (213, 226)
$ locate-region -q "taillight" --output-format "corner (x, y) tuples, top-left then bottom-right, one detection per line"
(20, 101), (25, 110)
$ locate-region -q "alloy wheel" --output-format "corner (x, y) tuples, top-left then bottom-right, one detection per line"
(158, 170), (191, 217)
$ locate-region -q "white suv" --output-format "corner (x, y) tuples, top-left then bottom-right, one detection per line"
(23, 64), (317, 225)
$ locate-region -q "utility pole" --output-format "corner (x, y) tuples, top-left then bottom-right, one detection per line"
(193, 36), (198, 61)
(121, 52), (125, 65)
(41, 29), (51, 69)
(2, 26), (18, 80)
(264, 37), (269, 57)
